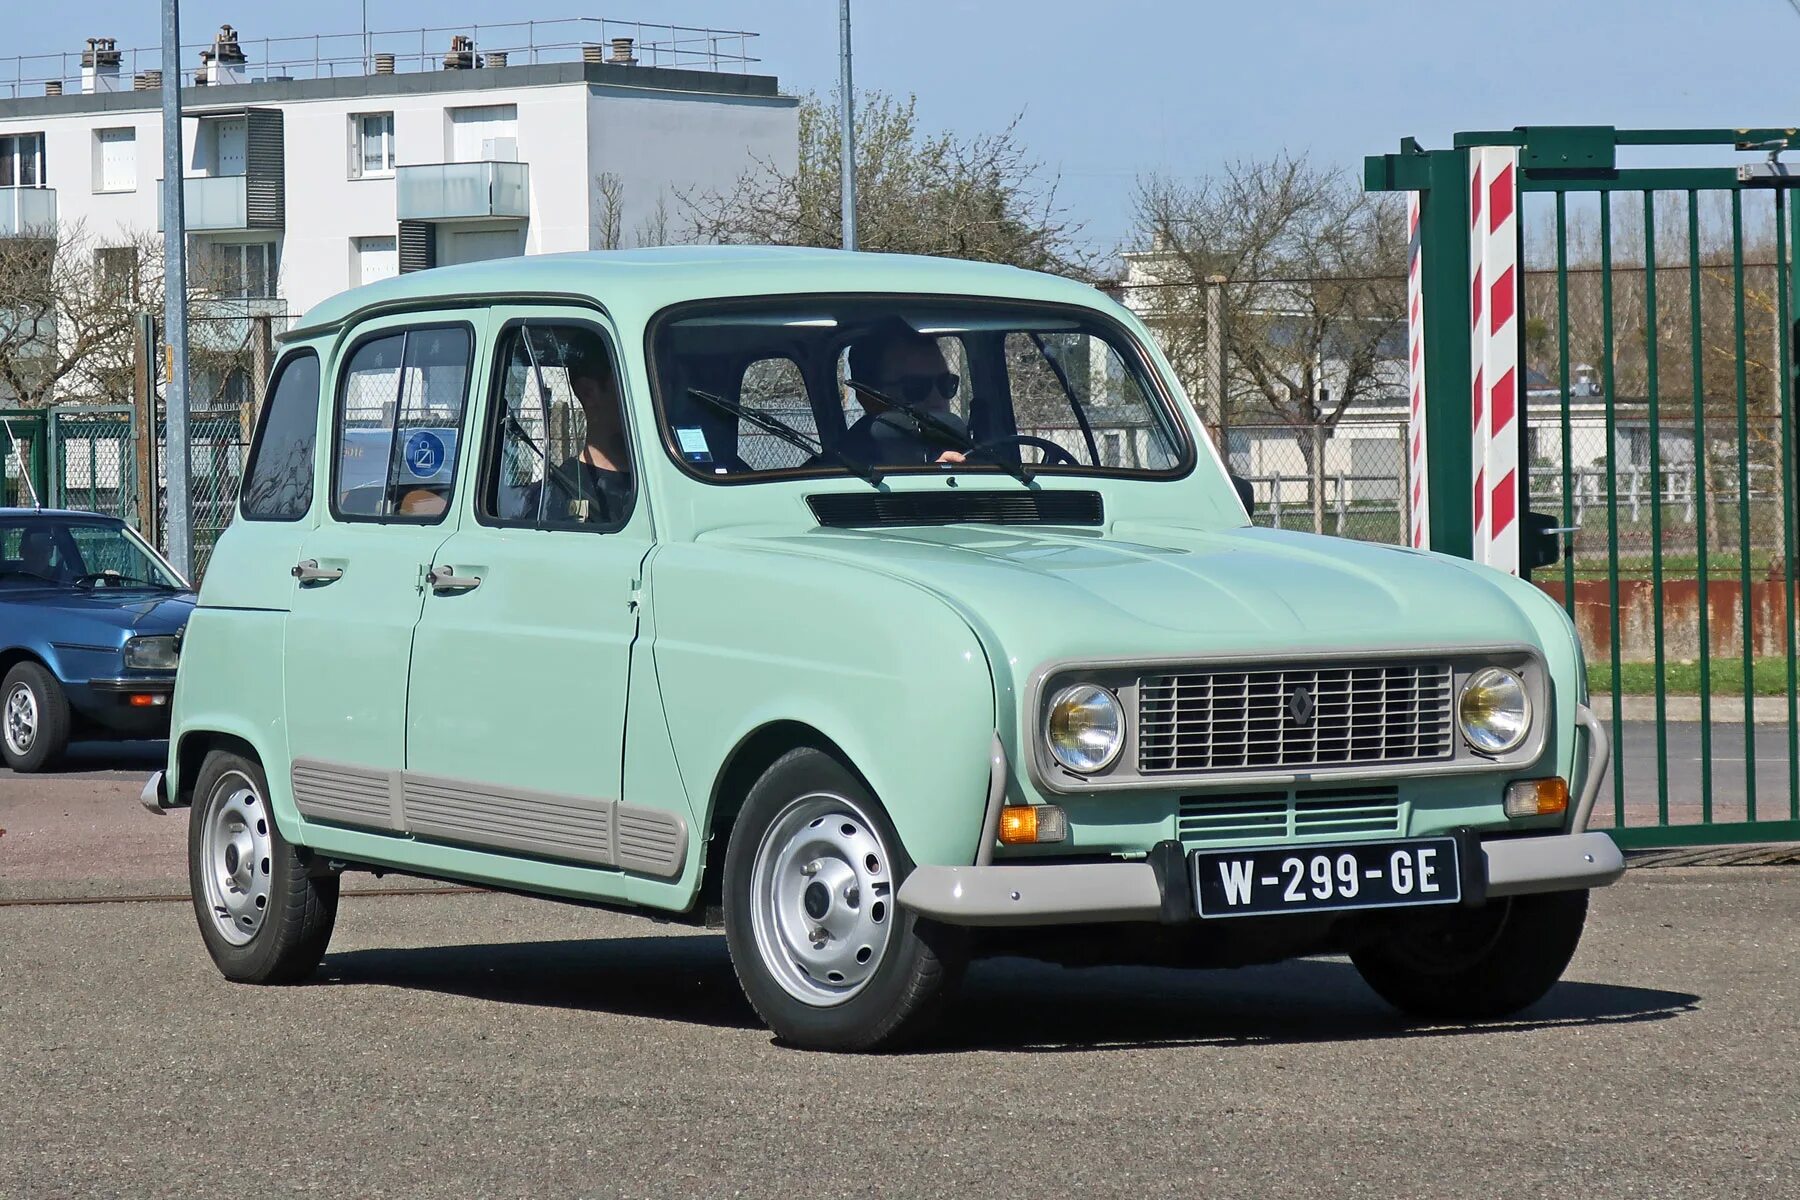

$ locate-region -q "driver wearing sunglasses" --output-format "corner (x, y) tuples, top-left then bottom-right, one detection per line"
(840, 328), (969, 467)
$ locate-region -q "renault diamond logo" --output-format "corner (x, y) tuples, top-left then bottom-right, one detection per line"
(1287, 685), (1316, 727)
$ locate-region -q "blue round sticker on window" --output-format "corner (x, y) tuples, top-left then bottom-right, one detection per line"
(403, 430), (446, 479)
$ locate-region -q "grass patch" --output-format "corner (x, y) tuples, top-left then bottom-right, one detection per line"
(1589, 657), (1795, 697)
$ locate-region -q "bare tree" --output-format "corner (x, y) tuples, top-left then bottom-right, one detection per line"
(633, 190), (672, 249)
(1131, 157), (1408, 441)
(0, 219), (169, 408)
(682, 91), (1093, 276)
(594, 172), (625, 250)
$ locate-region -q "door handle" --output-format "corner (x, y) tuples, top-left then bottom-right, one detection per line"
(427, 564), (482, 593)
(291, 559), (343, 584)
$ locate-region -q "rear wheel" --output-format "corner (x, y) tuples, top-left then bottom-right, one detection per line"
(1, 661), (70, 773)
(1351, 889), (1589, 1020)
(723, 748), (967, 1051)
(188, 749), (338, 983)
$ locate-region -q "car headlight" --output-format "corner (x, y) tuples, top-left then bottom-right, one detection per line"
(1045, 683), (1124, 774)
(124, 635), (180, 671)
(1459, 667), (1529, 755)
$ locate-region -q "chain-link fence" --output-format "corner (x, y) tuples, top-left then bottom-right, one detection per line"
(1224, 418), (1413, 543)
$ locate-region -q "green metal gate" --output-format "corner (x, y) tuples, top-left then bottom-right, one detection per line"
(0, 410), (47, 507)
(1370, 126), (1800, 849)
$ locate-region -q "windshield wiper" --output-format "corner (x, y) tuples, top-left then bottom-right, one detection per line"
(76, 572), (180, 591)
(844, 378), (1033, 484)
(686, 388), (883, 487)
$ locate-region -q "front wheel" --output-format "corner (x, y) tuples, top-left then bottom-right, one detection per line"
(723, 748), (967, 1051)
(1, 661), (70, 773)
(188, 749), (338, 983)
(1351, 889), (1589, 1020)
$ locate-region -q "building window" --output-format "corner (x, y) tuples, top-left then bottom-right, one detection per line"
(95, 246), (139, 294)
(92, 128), (137, 193)
(351, 112), (395, 178)
(198, 240), (281, 300)
(0, 133), (45, 188)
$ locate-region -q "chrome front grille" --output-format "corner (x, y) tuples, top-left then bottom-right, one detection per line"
(1178, 786), (1405, 847)
(1138, 662), (1456, 775)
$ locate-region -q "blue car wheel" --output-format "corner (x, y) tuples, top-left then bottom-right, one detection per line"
(2, 661), (71, 773)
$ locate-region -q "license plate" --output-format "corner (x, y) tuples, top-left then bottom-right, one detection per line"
(1191, 837), (1462, 918)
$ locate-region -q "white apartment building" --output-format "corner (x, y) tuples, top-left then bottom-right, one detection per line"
(0, 20), (798, 323)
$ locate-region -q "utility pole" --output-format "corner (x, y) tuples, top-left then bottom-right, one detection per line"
(838, 0), (857, 251)
(160, 0), (193, 575)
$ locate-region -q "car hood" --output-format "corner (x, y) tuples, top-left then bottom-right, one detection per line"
(0, 588), (197, 637)
(710, 521), (1546, 665)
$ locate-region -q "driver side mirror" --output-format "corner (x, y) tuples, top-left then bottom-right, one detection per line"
(1230, 473), (1255, 516)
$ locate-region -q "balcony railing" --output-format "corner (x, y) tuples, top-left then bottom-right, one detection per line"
(156, 175), (257, 232)
(0, 187), (57, 237)
(397, 161), (530, 221)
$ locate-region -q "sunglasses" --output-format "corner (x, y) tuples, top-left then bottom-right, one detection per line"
(879, 371), (960, 405)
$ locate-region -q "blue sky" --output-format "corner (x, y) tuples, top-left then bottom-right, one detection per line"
(11, 1), (1800, 251)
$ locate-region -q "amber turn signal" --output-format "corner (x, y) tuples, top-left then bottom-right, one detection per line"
(127, 693), (167, 708)
(1504, 777), (1569, 818)
(998, 804), (1067, 845)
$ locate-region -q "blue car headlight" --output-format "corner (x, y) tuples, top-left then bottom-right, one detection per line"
(124, 635), (180, 671)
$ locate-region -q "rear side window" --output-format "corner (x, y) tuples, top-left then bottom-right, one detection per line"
(241, 350), (321, 521)
(333, 325), (473, 522)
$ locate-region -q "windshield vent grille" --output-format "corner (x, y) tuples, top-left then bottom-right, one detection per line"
(1139, 662), (1456, 775)
(808, 490), (1104, 528)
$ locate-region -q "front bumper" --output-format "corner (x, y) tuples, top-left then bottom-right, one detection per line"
(898, 702), (1624, 928)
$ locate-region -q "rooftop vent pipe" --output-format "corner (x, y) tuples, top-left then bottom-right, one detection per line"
(81, 37), (124, 94)
(198, 24), (249, 86)
(443, 35), (479, 70)
(373, 52), (395, 75)
(608, 38), (637, 66)
(44, 80), (63, 96)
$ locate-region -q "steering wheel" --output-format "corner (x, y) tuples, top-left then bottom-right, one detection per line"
(965, 434), (1080, 468)
(72, 571), (123, 588)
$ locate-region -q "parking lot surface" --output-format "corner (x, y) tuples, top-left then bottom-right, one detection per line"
(2, 746), (1797, 1197)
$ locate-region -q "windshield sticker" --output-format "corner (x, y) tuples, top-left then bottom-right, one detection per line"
(675, 426), (713, 463)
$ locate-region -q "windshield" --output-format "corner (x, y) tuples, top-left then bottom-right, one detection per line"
(0, 517), (186, 591)
(651, 298), (1191, 482)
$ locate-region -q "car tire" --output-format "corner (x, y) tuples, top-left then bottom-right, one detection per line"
(1, 661), (71, 773)
(723, 747), (968, 1052)
(188, 749), (338, 984)
(1350, 888), (1589, 1020)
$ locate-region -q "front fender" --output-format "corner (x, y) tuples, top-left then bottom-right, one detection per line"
(649, 541), (997, 867)
(165, 606), (291, 826)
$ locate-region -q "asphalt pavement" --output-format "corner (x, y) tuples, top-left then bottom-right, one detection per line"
(1, 732), (1798, 1196)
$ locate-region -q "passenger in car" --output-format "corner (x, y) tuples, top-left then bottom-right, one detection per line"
(841, 327), (969, 467)
(521, 334), (634, 524)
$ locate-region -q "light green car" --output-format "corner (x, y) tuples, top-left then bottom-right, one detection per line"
(147, 247), (1623, 1051)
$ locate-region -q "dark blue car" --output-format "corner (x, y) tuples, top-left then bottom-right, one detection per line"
(0, 509), (195, 772)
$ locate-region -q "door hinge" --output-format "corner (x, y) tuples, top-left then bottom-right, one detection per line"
(628, 585), (643, 612)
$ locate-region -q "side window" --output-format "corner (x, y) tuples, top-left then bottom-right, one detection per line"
(334, 326), (473, 521)
(241, 350), (321, 521)
(480, 324), (635, 531)
(736, 357), (814, 470)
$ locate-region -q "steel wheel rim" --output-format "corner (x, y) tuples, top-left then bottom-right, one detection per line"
(748, 791), (896, 1007)
(199, 771), (274, 946)
(3, 682), (37, 757)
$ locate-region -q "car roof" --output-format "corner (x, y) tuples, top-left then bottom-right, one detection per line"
(284, 246), (1110, 341)
(0, 508), (123, 522)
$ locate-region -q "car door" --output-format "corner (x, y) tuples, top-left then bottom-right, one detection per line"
(282, 313), (483, 831)
(403, 309), (674, 874)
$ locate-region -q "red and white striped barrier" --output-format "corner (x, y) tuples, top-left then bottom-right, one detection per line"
(1467, 146), (1522, 574)
(1406, 192), (1430, 550)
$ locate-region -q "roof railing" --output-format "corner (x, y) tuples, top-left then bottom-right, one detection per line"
(1, 16), (761, 100)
